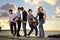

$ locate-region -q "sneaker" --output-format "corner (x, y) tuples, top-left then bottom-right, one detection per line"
(27, 35), (30, 38)
(35, 36), (38, 38)
(17, 34), (21, 37)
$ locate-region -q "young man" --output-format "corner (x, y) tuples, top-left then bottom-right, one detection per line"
(20, 7), (27, 37)
(15, 7), (21, 37)
(9, 9), (16, 36)
(27, 9), (38, 37)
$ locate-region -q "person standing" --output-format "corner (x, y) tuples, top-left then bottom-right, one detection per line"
(36, 6), (46, 37)
(15, 7), (21, 37)
(20, 7), (27, 37)
(27, 9), (38, 37)
(9, 9), (16, 36)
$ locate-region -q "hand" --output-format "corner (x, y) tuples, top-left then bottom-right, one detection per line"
(15, 18), (19, 21)
(33, 19), (36, 22)
(41, 11), (44, 13)
(44, 20), (45, 23)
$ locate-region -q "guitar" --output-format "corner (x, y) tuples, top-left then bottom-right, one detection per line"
(31, 18), (38, 26)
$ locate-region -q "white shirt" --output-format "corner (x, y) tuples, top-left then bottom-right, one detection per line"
(20, 11), (23, 20)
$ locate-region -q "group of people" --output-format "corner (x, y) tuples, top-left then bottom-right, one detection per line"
(9, 6), (46, 37)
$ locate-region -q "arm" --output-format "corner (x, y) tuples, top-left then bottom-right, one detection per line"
(43, 11), (46, 21)
(36, 13), (39, 19)
(24, 11), (27, 23)
(15, 13), (19, 21)
(23, 11), (27, 23)
(9, 15), (11, 23)
(25, 11), (27, 21)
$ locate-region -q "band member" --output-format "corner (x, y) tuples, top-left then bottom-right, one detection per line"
(20, 7), (27, 37)
(15, 7), (21, 37)
(36, 6), (46, 37)
(9, 9), (16, 36)
(27, 9), (38, 37)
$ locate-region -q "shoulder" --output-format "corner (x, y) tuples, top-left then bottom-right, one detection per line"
(32, 14), (34, 16)
(9, 14), (12, 17)
(23, 10), (27, 13)
(15, 12), (18, 15)
(42, 11), (46, 15)
(37, 12), (39, 15)
(31, 14), (34, 17)
(9, 14), (10, 15)
(13, 13), (15, 15)
(11, 13), (14, 15)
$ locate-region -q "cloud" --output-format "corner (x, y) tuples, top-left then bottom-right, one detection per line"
(52, 14), (60, 19)
(0, 11), (9, 18)
(24, 0), (42, 5)
(0, 3), (17, 18)
(44, 0), (57, 5)
(52, 6), (60, 19)
(24, 0), (57, 5)
(0, 2), (17, 12)
(55, 6), (60, 18)
(56, 6), (60, 13)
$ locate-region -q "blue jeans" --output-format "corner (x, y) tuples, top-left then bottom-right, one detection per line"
(39, 19), (44, 37)
(23, 22), (27, 36)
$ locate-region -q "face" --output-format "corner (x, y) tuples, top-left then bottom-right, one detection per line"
(29, 11), (32, 15)
(18, 9), (21, 12)
(39, 8), (43, 12)
(21, 9), (24, 12)
(9, 11), (13, 14)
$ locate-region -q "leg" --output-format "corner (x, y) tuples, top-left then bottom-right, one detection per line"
(41, 24), (44, 37)
(23, 23), (27, 37)
(34, 26), (38, 36)
(17, 21), (21, 37)
(28, 24), (34, 36)
(39, 20), (44, 37)
(10, 22), (13, 35)
(13, 23), (16, 35)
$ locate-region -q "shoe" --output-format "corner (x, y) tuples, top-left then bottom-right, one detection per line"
(17, 34), (21, 37)
(27, 35), (30, 38)
(35, 36), (38, 38)
(38, 36), (44, 38)
(13, 34), (16, 36)
(23, 35), (27, 37)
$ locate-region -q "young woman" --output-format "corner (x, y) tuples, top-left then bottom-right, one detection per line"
(27, 9), (38, 37)
(9, 9), (16, 36)
(36, 6), (46, 37)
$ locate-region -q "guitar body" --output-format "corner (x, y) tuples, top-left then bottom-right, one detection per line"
(32, 18), (38, 26)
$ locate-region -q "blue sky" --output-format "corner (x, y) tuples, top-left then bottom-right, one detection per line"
(0, 0), (60, 30)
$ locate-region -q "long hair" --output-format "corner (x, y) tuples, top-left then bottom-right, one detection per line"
(38, 6), (43, 13)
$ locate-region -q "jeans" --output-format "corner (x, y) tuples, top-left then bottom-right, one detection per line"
(39, 19), (44, 37)
(22, 22), (27, 36)
(10, 22), (16, 35)
(17, 21), (21, 35)
(28, 24), (38, 36)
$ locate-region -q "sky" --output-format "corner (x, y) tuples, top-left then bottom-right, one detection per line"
(0, 0), (60, 31)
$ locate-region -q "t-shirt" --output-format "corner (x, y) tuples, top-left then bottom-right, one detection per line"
(28, 14), (34, 24)
(9, 13), (16, 22)
(38, 12), (44, 20)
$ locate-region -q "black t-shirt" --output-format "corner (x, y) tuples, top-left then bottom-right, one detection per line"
(38, 12), (44, 20)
